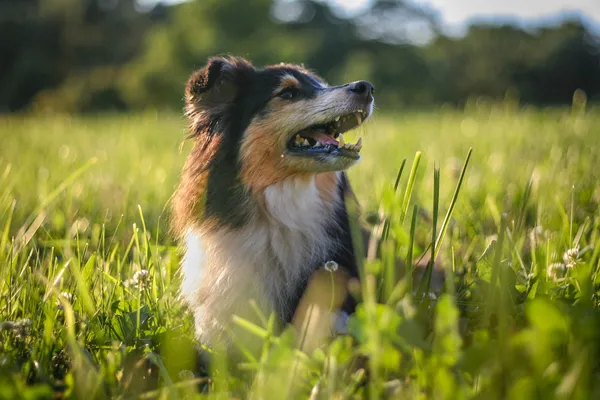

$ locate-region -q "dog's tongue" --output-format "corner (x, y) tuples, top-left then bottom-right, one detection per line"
(301, 129), (339, 146)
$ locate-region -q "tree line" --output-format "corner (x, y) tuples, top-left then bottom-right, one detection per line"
(2, 0), (599, 113)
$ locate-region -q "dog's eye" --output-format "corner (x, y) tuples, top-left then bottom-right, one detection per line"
(277, 88), (299, 100)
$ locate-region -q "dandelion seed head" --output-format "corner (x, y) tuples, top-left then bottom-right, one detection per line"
(324, 260), (338, 272)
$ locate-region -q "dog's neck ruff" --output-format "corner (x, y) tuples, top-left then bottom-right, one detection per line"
(262, 175), (335, 272)
(181, 173), (341, 342)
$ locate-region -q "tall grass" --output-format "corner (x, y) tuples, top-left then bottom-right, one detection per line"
(1, 102), (600, 398)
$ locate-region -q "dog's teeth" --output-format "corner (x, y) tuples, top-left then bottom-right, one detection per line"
(335, 116), (340, 122)
(315, 141), (322, 147)
(303, 139), (310, 146)
(355, 113), (363, 125)
(295, 135), (303, 145)
(338, 133), (345, 148)
(341, 138), (362, 152)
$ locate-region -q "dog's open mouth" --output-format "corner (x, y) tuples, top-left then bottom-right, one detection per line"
(286, 110), (368, 160)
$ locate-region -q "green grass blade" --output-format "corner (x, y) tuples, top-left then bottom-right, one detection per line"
(485, 213), (508, 329)
(381, 158), (406, 241)
(417, 165), (440, 299)
(400, 152), (422, 225)
(0, 199), (15, 256)
(434, 147), (472, 260)
(516, 175), (534, 233)
(406, 203), (419, 294)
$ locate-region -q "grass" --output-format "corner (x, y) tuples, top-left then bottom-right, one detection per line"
(1, 99), (600, 399)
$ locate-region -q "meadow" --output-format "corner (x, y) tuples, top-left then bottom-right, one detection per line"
(1, 98), (600, 399)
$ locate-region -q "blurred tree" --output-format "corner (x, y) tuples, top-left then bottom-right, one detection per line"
(424, 25), (536, 103)
(423, 20), (600, 105)
(121, 0), (290, 108)
(0, 0), (61, 111)
(0, 0), (156, 112)
(0, 0), (599, 112)
(121, 0), (439, 109)
(353, 0), (440, 44)
(512, 22), (600, 104)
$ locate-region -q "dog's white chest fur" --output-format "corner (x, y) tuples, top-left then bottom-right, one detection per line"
(181, 174), (339, 342)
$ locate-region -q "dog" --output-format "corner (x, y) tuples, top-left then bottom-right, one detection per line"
(171, 56), (375, 353)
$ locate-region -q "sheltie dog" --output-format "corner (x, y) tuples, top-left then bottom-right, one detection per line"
(171, 56), (375, 353)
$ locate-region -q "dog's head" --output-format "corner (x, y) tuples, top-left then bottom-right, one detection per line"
(185, 56), (374, 190)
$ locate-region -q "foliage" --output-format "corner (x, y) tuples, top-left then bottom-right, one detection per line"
(424, 21), (600, 104)
(1, 100), (600, 398)
(1, 0), (599, 113)
(0, 0), (160, 112)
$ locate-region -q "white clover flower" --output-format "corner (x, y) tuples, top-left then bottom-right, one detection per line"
(563, 247), (580, 268)
(56, 292), (74, 310)
(324, 260), (339, 272)
(126, 269), (151, 289)
(16, 319), (31, 328)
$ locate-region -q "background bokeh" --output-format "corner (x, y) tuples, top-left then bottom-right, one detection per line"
(2, 0), (599, 114)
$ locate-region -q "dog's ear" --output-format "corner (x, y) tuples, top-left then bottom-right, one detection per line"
(186, 57), (238, 107)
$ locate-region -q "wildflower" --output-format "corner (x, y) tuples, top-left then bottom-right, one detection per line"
(547, 262), (566, 281)
(563, 246), (580, 269)
(324, 260), (338, 272)
(126, 269), (151, 289)
(55, 292), (74, 310)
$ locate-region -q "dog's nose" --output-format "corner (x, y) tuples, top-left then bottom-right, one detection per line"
(348, 80), (374, 100)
